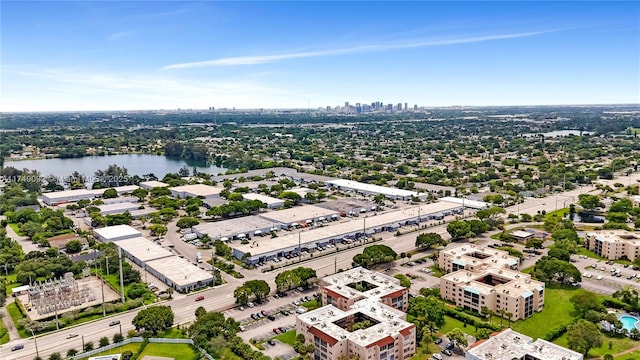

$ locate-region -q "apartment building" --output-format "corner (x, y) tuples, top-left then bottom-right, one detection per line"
(439, 244), (545, 320)
(320, 267), (409, 312)
(585, 231), (640, 261)
(297, 299), (416, 360)
(465, 328), (583, 360)
(439, 244), (519, 273)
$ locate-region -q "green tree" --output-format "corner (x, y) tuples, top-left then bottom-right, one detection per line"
(113, 332), (124, 343)
(567, 319), (602, 356)
(176, 216), (200, 229)
(446, 328), (468, 350)
(64, 239), (82, 253)
(275, 270), (301, 292)
(415, 233), (446, 249)
(578, 194), (604, 211)
(99, 336), (110, 347)
(102, 188), (118, 199)
(84, 341), (94, 352)
(132, 305), (174, 335)
(394, 273), (411, 288)
(66, 349), (78, 357)
(48, 352), (62, 360)
(352, 244), (397, 268)
(243, 279), (271, 302)
(233, 286), (250, 305)
(446, 220), (472, 240)
(570, 292), (606, 318)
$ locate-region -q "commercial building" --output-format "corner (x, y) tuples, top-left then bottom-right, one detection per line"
(193, 216), (276, 240)
(320, 267), (409, 312)
(440, 244), (545, 320)
(169, 184), (222, 199)
(465, 328), (583, 360)
(231, 201), (461, 264)
(93, 225), (141, 242)
(439, 196), (489, 210)
(242, 193), (285, 209)
(97, 202), (141, 216)
(326, 179), (427, 201)
(146, 256), (214, 292)
(42, 185), (140, 206)
(139, 180), (169, 189)
(585, 231), (640, 261)
(297, 269), (416, 360)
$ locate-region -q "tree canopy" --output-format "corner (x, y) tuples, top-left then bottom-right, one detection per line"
(132, 305), (174, 335)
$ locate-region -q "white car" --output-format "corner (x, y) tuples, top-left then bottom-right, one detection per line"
(597, 275), (603, 280)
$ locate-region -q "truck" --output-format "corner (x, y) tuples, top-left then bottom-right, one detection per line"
(183, 233), (198, 242)
(196, 252), (202, 263)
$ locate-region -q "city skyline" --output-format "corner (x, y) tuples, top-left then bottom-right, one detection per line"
(2, 1), (639, 112)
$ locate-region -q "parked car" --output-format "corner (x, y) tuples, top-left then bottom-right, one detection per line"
(268, 315), (276, 321)
(432, 354), (443, 360)
(434, 338), (443, 344)
(261, 310), (268, 316)
(279, 326), (287, 333)
(445, 342), (455, 350)
(247, 302), (255, 308)
(251, 313), (258, 320)
(273, 328), (281, 334)
(268, 340), (276, 346)
(442, 349), (453, 356)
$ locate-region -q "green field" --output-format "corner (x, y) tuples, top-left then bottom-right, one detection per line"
(6, 302), (28, 338)
(275, 330), (297, 345)
(510, 285), (581, 339)
(616, 350), (640, 359)
(80, 342), (142, 359)
(0, 326), (9, 345)
(438, 315), (478, 337)
(138, 342), (199, 360)
(8, 223), (24, 236)
(554, 332), (640, 358)
(301, 298), (320, 311)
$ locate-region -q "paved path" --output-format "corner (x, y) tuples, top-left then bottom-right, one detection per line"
(0, 306), (21, 341)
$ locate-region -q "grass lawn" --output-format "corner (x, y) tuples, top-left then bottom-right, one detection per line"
(616, 350), (640, 359)
(520, 266), (534, 274)
(410, 343), (444, 360)
(218, 347), (244, 360)
(438, 315), (478, 337)
(6, 302), (28, 338)
(301, 299), (320, 311)
(157, 327), (188, 339)
(428, 265), (444, 278)
(545, 209), (569, 220)
(576, 247), (606, 261)
(8, 223), (24, 236)
(275, 330), (297, 345)
(510, 285), (582, 339)
(138, 342), (198, 360)
(554, 332), (639, 358)
(0, 326), (9, 345)
(79, 342), (143, 359)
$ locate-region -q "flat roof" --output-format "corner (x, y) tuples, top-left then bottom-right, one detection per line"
(439, 196), (490, 209)
(146, 256), (213, 287)
(321, 267), (405, 300)
(139, 180), (169, 188)
(467, 328), (583, 360)
(169, 184), (223, 197)
(193, 216), (275, 238)
(234, 202), (460, 256)
(98, 202), (141, 212)
(441, 243), (520, 270)
(258, 205), (339, 223)
(316, 199), (377, 212)
(587, 231), (640, 245)
(298, 298), (413, 348)
(442, 266), (543, 297)
(327, 179), (419, 197)
(42, 189), (94, 200)
(243, 193), (284, 205)
(93, 225), (141, 241)
(511, 230), (534, 238)
(116, 236), (174, 262)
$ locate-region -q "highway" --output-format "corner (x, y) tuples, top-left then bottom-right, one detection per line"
(1, 178), (624, 359)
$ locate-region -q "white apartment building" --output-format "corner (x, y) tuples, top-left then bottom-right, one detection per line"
(585, 231), (640, 261)
(466, 328), (583, 360)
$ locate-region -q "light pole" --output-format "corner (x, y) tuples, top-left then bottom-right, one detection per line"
(30, 328), (39, 358)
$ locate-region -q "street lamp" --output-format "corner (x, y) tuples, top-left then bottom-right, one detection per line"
(30, 328), (39, 358)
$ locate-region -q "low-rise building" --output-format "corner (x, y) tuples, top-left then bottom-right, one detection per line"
(93, 225), (141, 242)
(242, 192), (284, 209)
(169, 184), (222, 199)
(465, 328), (583, 360)
(320, 267), (408, 312)
(139, 180), (169, 190)
(439, 244), (544, 320)
(326, 179), (427, 201)
(297, 268), (416, 360)
(585, 231), (640, 261)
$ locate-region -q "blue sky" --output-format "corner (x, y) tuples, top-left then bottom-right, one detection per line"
(2, 1), (639, 112)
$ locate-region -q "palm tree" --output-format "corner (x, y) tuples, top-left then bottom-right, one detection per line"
(487, 309), (495, 325)
(506, 312), (513, 327)
(498, 309), (506, 327)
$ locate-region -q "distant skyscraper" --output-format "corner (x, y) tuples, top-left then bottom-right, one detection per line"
(404, 103), (408, 111)
(414, 104), (418, 111)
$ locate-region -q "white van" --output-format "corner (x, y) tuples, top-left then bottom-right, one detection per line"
(296, 307), (307, 314)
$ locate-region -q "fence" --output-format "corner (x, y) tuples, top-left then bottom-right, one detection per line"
(71, 337), (214, 360)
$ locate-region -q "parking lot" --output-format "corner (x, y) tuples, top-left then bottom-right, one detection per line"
(572, 254), (640, 294)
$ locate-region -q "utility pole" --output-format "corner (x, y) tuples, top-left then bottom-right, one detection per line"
(118, 247), (125, 303)
(298, 232), (301, 262)
(334, 257), (337, 274)
(30, 329), (39, 358)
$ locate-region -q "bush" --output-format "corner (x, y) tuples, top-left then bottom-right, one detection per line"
(444, 307), (500, 331)
(602, 297), (627, 310)
(543, 324), (568, 341)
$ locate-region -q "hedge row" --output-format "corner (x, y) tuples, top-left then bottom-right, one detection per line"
(444, 307), (501, 331)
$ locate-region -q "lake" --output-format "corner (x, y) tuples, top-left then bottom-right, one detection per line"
(5, 154), (227, 181)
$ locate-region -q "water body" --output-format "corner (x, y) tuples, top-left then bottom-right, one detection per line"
(6, 154), (226, 180)
(523, 130), (594, 138)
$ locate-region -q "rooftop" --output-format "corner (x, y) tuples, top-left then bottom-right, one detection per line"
(139, 180), (169, 188)
(258, 204), (338, 224)
(466, 328), (583, 360)
(242, 192), (284, 206)
(98, 202), (141, 213)
(169, 184), (223, 197)
(587, 231), (640, 245)
(233, 202), (461, 256)
(442, 266), (543, 297)
(299, 298), (413, 348)
(193, 216), (275, 238)
(93, 225), (141, 241)
(441, 243), (520, 270)
(439, 196), (490, 209)
(327, 179), (420, 197)
(146, 256), (213, 287)
(321, 267), (405, 301)
(116, 236), (174, 262)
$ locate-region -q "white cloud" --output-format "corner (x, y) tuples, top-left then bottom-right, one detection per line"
(162, 30), (557, 70)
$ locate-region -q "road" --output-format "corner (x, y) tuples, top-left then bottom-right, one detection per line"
(1, 179), (632, 359)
